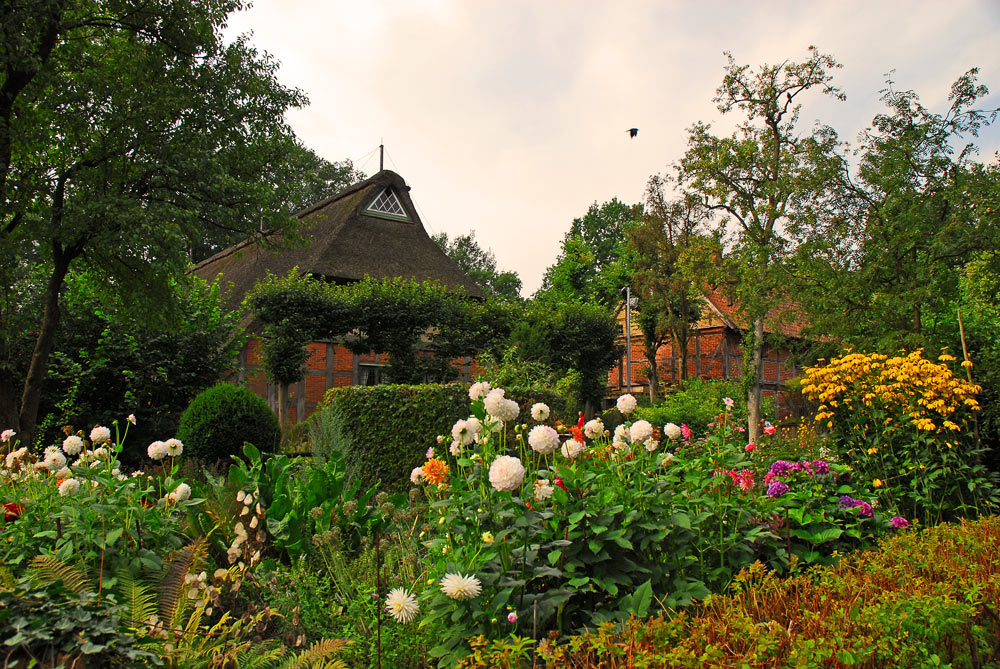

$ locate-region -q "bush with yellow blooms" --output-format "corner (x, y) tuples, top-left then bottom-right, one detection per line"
(801, 349), (998, 525)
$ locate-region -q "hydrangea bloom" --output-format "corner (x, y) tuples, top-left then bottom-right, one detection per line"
(89, 426), (111, 444)
(385, 587), (419, 623)
(440, 573), (482, 601)
(530, 402), (550, 422)
(616, 394), (637, 415)
(469, 381), (491, 401)
(488, 455), (524, 492)
(528, 425), (560, 455)
(629, 420), (653, 444)
(890, 516), (910, 529)
(164, 438), (184, 457)
(583, 418), (604, 440)
(148, 441), (168, 461)
(811, 460), (830, 475)
(766, 481), (790, 498)
(62, 435), (84, 455)
(561, 438), (585, 459)
(769, 460), (796, 477)
(663, 423), (682, 440)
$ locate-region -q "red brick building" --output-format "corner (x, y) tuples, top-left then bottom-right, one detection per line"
(608, 288), (810, 419)
(192, 170), (484, 423)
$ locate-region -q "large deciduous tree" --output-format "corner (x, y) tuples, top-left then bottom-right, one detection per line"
(676, 47), (845, 443)
(0, 0), (309, 444)
(432, 231), (523, 302)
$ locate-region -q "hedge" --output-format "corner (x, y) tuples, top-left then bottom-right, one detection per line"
(316, 383), (575, 494)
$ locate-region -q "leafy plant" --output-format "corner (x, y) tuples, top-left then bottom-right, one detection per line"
(177, 383), (281, 462)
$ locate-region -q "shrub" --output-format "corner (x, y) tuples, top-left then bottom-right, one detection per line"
(635, 378), (775, 438)
(801, 349), (999, 524)
(539, 515), (1000, 667)
(176, 382), (281, 462)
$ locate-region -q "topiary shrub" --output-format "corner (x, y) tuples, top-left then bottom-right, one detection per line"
(176, 383), (281, 462)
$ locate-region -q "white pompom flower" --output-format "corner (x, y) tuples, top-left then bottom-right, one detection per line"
(164, 438), (184, 457)
(147, 441), (168, 461)
(62, 435), (84, 456)
(561, 438), (585, 459)
(583, 418), (604, 440)
(469, 381), (491, 401)
(451, 419), (475, 445)
(530, 402), (550, 422)
(629, 420), (653, 444)
(89, 426), (111, 444)
(488, 455), (525, 493)
(616, 394), (637, 415)
(528, 425), (560, 455)
(410, 467), (425, 485)
(58, 478), (81, 496)
(483, 388), (507, 417)
(663, 423), (682, 441)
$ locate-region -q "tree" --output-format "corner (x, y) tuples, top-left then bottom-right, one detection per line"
(432, 231), (523, 301)
(0, 1), (308, 444)
(627, 175), (706, 401)
(790, 70), (999, 350)
(675, 47), (845, 443)
(537, 198), (642, 307)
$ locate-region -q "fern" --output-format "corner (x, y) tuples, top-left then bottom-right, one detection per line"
(0, 563), (16, 591)
(277, 639), (352, 669)
(158, 537), (207, 627)
(117, 573), (157, 630)
(28, 555), (91, 594)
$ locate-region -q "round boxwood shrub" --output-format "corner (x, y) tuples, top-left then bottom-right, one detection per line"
(176, 383), (281, 462)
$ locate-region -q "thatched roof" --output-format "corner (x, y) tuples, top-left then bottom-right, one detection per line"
(191, 170), (486, 317)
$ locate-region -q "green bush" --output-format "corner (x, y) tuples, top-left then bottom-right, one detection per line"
(176, 382), (280, 462)
(634, 378), (774, 439)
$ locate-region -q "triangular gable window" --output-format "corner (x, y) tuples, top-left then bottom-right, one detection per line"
(366, 187), (409, 220)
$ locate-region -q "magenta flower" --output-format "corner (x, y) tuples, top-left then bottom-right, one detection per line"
(507, 611), (517, 623)
(763, 424), (776, 436)
(681, 424), (692, 440)
(745, 443), (755, 453)
(889, 516), (910, 530)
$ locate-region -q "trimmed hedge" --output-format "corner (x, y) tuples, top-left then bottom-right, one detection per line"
(317, 383), (575, 494)
(176, 382), (281, 462)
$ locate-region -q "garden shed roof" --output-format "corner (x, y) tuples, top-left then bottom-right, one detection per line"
(190, 169), (486, 315)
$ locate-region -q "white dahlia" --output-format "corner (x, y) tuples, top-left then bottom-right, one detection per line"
(663, 423), (682, 441)
(385, 587), (419, 623)
(530, 402), (550, 422)
(616, 394), (637, 415)
(62, 435), (84, 455)
(527, 425), (560, 455)
(440, 573), (482, 601)
(488, 455), (525, 493)
(583, 418), (605, 440)
(89, 425), (111, 444)
(561, 438), (585, 459)
(629, 420), (654, 444)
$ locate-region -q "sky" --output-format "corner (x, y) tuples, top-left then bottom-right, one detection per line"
(224, 1), (1000, 296)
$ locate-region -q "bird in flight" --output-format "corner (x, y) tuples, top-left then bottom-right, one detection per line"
(627, 128), (638, 138)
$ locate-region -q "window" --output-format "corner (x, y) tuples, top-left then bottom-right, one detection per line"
(366, 187), (409, 220)
(358, 363), (387, 386)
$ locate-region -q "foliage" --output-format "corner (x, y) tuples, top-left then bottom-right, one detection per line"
(177, 383), (280, 463)
(634, 378), (773, 438)
(402, 384), (892, 664)
(432, 231), (523, 302)
(34, 275), (244, 457)
(474, 347), (581, 419)
(0, 578), (155, 667)
(536, 198), (642, 307)
(540, 515), (1000, 667)
(801, 350), (998, 525)
(674, 47), (846, 443)
(247, 271), (513, 387)
(0, 0), (310, 445)
(318, 384), (472, 494)
(0, 420), (195, 583)
(510, 301), (621, 409)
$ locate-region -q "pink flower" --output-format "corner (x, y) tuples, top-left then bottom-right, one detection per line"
(681, 424), (692, 440)
(426, 446), (434, 458)
(735, 426), (746, 433)
(507, 611), (517, 623)
(723, 397), (734, 410)
(745, 443), (755, 453)
(763, 424), (776, 436)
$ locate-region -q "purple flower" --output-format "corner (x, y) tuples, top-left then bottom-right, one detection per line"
(766, 481), (790, 498)
(811, 460), (830, 475)
(769, 460), (796, 477)
(856, 501), (873, 517)
(890, 516), (910, 530)
(838, 495), (856, 508)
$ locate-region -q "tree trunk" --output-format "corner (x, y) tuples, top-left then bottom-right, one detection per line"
(277, 382), (288, 427)
(18, 243), (76, 446)
(646, 343), (659, 404)
(746, 317), (765, 444)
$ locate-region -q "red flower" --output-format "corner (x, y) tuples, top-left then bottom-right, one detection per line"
(554, 477), (566, 491)
(3, 503), (24, 522)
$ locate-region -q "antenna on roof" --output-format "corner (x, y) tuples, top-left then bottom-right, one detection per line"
(379, 140), (384, 172)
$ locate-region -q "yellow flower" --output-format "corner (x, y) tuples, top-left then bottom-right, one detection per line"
(961, 360), (974, 368)
(873, 479), (883, 488)
(867, 447), (878, 455)
(482, 532), (494, 544)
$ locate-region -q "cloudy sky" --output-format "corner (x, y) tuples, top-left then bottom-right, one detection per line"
(225, 1), (1000, 296)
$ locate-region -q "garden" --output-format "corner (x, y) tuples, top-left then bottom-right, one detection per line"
(2, 348), (998, 667)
